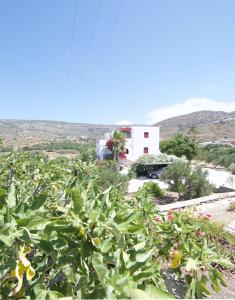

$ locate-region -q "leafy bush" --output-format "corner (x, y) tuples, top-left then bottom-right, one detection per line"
(128, 169), (136, 179)
(139, 182), (164, 198)
(196, 144), (235, 169)
(160, 133), (198, 160)
(0, 152), (233, 299)
(184, 166), (213, 199)
(161, 161), (213, 200)
(151, 209), (234, 298)
(180, 209), (235, 262)
(94, 160), (129, 192)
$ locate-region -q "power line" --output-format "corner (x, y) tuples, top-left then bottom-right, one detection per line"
(66, 0), (78, 95)
(85, 0), (125, 92)
(77, 0), (102, 87)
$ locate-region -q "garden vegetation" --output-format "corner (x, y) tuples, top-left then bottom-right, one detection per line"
(0, 152), (233, 298)
(196, 144), (235, 170)
(161, 161), (213, 200)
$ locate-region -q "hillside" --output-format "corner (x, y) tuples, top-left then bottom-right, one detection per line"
(1, 110), (235, 147)
(0, 119), (117, 147)
(154, 110), (235, 141)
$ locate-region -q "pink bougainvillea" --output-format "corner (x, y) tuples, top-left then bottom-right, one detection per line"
(106, 139), (114, 151)
(119, 152), (127, 160)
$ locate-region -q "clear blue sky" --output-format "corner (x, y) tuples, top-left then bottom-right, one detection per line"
(1, 0), (235, 124)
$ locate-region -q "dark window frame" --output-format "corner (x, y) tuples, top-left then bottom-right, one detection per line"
(144, 147), (149, 154)
(144, 132), (149, 138)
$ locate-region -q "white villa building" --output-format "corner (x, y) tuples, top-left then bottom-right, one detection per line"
(96, 126), (160, 161)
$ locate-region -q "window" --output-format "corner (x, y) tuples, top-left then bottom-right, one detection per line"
(144, 147), (148, 154)
(144, 132), (149, 138)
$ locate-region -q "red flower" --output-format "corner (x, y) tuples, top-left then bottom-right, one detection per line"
(203, 214), (212, 221)
(119, 152), (127, 160)
(195, 229), (203, 238)
(167, 212), (174, 221)
(106, 139), (114, 150)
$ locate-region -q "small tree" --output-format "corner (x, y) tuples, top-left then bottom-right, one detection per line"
(187, 125), (199, 143)
(160, 133), (198, 160)
(161, 161), (213, 200)
(160, 161), (190, 199)
(106, 130), (126, 161)
(185, 166), (213, 199)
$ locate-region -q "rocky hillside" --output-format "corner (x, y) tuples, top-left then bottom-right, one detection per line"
(1, 110), (235, 147)
(154, 110), (235, 141)
(0, 120), (117, 147)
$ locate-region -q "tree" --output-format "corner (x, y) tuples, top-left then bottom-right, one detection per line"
(160, 161), (190, 199)
(160, 133), (198, 160)
(161, 161), (213, 200)
(187, 125), (199, 143)
(106, 130), (126, 161)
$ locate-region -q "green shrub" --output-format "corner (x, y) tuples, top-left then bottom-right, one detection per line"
(160, 161), (190, 198)
(140, 182), (164, 197)
(185, 166), (213, 199)
(128, 169), (136, 179)
(160, 133), (198, 160)
(0, 152), (233, 299)
(161, 161), (213, 200)
(95, 164), (129, 192)
(196, 144), (235, 169)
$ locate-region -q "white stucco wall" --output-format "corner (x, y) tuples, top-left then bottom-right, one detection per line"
(130, 126), (160, 160)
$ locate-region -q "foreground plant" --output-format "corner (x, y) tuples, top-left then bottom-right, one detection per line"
(152, 210), (234, 298)
(0, 152), (171, 299)
(0, 152), (233, 299)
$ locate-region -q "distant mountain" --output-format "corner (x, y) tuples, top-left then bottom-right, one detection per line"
(154, 110), (235, 141)
(0, 119), (118, 147)
(1, 110), (235, 147)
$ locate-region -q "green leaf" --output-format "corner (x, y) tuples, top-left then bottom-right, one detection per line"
(29, 193), (48, 210)
(35, 290), (47, 300)
(7, 183), (16, 208)
(145, 285), (175, 299)
(196, 278), (211, 298)
(129, 288), (149, 299)
(100, 239), (113, 253)
(92, 252), (108, 287)
(212, 258), (235, 269)
(0, 233), (13, 246)
(26, 218), (51, 230)
(129, 286), (174, 299)
(136, 248), (155, 263)
(71, 187), (83, 213)
(133, 241), (146, 252)
(213, 269), (227, 287)
(47, 290), (64, 299)
(37, 240), (55, 253)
